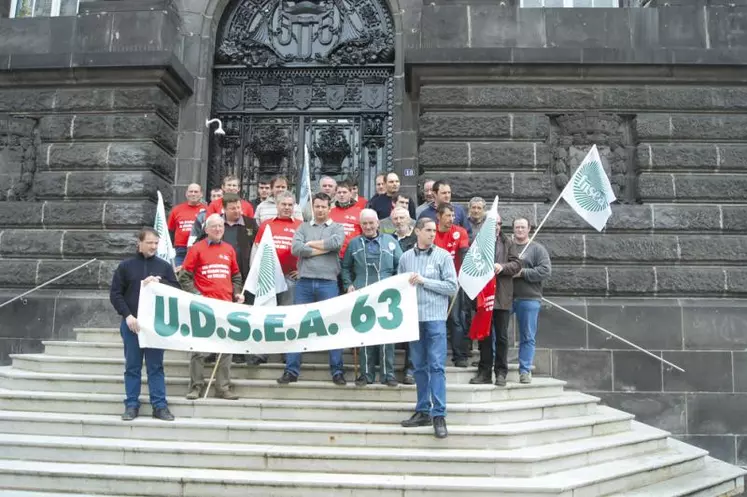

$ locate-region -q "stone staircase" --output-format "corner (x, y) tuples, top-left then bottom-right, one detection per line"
(0, 328), (742, 496)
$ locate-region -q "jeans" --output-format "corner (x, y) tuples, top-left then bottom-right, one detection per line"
(410, 320), (447, 417)
(513, 299), (541, 374)
(175, 247), (188, 267)
(478, 309), (511, 377)
(285, 278), (343, 378)
(120, 319), (167, 409)
(448, 289), (469, 362)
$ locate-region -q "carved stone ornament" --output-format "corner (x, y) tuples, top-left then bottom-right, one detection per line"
(313, 126), (350, 176)
(220, 86), (243, 110)
(215, 0), (395, 67)
(0, 117), (39, 202)
(549, 112), (638, 204)
(293, 75), (313, 110)
(249, 125), (291, 174)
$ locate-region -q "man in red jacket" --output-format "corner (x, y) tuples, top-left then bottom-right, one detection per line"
(205, 175), (254, 218)
(168, 183), (207, 268)
(179, 213), (244, 401)
(329, 179), (362, 260)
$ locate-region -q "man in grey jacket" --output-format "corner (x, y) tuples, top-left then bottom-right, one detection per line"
(512, 217), (552, 384)
(277, 192), (347, 385)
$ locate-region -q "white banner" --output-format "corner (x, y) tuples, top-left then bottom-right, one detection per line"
(137, 274), (419, 355)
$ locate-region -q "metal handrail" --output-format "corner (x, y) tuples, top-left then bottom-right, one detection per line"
(0, 258), (98, 309)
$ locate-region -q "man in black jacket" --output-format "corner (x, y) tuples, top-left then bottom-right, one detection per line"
(110, 227), (180, 422)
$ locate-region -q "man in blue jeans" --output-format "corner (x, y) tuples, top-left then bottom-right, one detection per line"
(277, 192), (346, 385)
(398, 218), (457, 439)
(109, 227), (180, 421)
(512, 218), (552, 384)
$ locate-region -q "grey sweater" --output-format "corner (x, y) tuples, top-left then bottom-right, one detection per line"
(513, 241), (552, 300)
(291, 219), (345, 281)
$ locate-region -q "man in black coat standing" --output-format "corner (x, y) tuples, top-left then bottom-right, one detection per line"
(110, 227), (180, 422)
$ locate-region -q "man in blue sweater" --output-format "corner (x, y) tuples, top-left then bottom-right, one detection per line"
(110, 227), (180, 422)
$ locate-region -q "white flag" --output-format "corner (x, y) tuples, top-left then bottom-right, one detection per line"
(560, 145), (617, 232)
(155, 191), (176, 266)
(458, 196), (499, 301)
(298, 144), (312, 213)
(243, 226), (288, 306)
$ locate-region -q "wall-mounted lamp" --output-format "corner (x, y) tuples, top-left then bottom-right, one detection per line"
(206, 118), (225, 136)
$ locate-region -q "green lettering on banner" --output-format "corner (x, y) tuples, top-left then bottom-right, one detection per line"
(377, 288), (404, 330)
(189, 301), (216, 338)
(154, 296), (180, 337)
(298, 310), (329, 339)
(351, 294), (376, 333)
(226, 311), (251, 342)
(264, 314), (287, 342)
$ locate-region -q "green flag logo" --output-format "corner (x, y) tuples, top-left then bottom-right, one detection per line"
(462, 216), (496, 278)
(572, 161), (608, 213)
(257, 244), (276, 299)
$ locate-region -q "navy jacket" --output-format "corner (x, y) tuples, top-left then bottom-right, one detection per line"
(110, 253), (180, 319)
(367, 193), (416, 220)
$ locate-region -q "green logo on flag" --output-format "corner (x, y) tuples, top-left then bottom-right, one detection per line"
(462, 216), (496, 278)
(257, 244), (276, 299)
(572, 161), (608, 213)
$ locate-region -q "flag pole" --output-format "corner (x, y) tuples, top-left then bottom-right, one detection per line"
(520, 192), (564, 258)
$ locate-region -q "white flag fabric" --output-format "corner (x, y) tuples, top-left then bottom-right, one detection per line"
(458, 196), (499, 300)
(298, 144), (312, 213)
(560, 145), (617, 232)
(243, 225), (288, 306)
(154, 191), (176, 266)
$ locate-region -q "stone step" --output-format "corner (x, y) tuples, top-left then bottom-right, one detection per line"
(42, 341), (412, 364)
(0, 406), (633, 450)
(0, 424), (669, 478)
(0, 442), (708, 496)
(0, 493), (136, 497)
(608, 456), (746, 497)
(9, 355), (487, 383)
(0, 367), (564, 404)
(0, 388), (600, 425)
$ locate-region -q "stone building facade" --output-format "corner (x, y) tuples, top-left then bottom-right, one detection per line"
(2, 0), (747, 464)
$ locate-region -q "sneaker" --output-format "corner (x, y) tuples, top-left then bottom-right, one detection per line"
(277, 371), (298, 384)
(403, 374), (415, 385)
(384, 378), (398, 387)
(355, 376), (368, 387)
(469, 372), (492, 384)
(121, 407), (139, 421)
(495, 372), (507, 387)
(215, 388), (239, 400)
(453, 359), (468, 368)
(152, 407), (175, 421)
(401, 411), (432, 428)
(332, 373), (347, 386)
(433, 416), (448, 439)
(185, 386), (203, 400)
(520, 372), (532, 384)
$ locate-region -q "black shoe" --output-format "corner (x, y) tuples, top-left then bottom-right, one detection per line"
(433, 416), (448, 439)
(495, 372), (507, 387)
(454, 359), (468, 368)
(401, 411), (432, 428)
(121, 407), (139, 421)
(276, 371), (298, 384)
(384, 378), (398, 387)
(247, 355), (268, 366)
(403, 374), (415, 385)
(205, 353), (217, 365)
(232, 354), (246, 364)
(152, 407), (175, 421)
(469, 372), (492, 384)
(355, 376), (368, 387)
(332, 373), (347, 386)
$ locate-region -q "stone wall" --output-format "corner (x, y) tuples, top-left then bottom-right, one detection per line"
(0, 0), (192, 359)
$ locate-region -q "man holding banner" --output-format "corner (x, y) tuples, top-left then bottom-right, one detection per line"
(109, 227), (179, 422)
(342, 209), (402, 387)
(398, 218), (457, 439)
(179, 214), (244, 400)
(278, 192), (347, 385)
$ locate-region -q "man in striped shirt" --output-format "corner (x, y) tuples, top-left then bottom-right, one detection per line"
(397, 218), (457, 439)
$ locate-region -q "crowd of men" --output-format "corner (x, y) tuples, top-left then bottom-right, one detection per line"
(109, 172), (552, 439)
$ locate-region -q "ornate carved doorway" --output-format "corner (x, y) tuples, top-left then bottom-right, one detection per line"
(209, 0), (395, 199)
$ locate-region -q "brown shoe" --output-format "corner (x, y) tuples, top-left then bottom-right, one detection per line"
(185, 386), (203, 400)
(215, 388), (239, 400)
